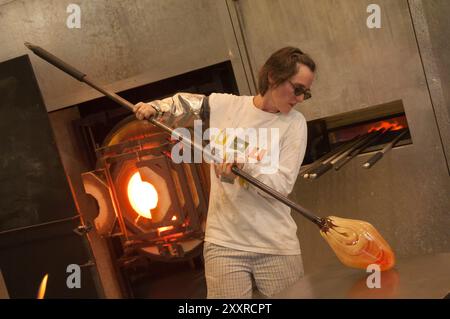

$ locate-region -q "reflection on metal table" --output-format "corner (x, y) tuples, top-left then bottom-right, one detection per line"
(274, 253), (450, 299)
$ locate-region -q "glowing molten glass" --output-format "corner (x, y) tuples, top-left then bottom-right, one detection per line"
(320, 216), (395, 271)
(36, 274), (48, 299)
(127, 172), (158, 219)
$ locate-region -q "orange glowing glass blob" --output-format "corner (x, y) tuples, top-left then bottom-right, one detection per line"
(320, 216), (396, 271)
(36, 274), (48, 299)
(127, 172), (158, 219)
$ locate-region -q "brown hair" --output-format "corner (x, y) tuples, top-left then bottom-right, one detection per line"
(258, 47), (316, 95)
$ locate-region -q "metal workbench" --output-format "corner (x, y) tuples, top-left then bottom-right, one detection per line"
(274, 253), (450, 299)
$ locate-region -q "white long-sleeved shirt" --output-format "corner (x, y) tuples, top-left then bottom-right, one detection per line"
(204, 93), (307, 255)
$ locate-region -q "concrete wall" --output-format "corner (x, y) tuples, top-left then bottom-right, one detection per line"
(409, 0), (450, 173)
(0, 0), (252, 111)
(231, 0), (450, 272)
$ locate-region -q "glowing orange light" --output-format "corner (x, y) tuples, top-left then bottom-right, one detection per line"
(36, 274), (48, 299)
(171, 216), (177, 221)
(157, 225), (174, 236)
(369, 121), (404, 133)
(127, 172), (158, 219)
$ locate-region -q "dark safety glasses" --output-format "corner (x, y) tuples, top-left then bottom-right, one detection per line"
(288, 81), (312, 100)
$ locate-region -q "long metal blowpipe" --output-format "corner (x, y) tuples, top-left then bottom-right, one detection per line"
(308, 134), (369, 179)
(25, 42), (396, 271)
(334, 128), (387, 171)
(300, 135), (361, 178)
(363, 128), (409, 169)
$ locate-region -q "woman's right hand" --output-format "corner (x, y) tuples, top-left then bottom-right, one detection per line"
(134, 102), (157, 120)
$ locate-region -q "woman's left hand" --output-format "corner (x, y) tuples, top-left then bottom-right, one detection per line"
(214, 162), (244, 181)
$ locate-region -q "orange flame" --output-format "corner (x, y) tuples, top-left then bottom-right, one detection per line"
(157, 225), (174, 236)
(320, 216), (396, 271)
(127, 172), (158, 219)
(368, 120), (404, 133)
(36, 274), (48, 299)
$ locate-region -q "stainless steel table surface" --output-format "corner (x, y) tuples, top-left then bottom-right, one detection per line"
(274, 253), (450, 299)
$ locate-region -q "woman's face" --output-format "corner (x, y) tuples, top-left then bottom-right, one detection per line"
(269, 63), (315, 114)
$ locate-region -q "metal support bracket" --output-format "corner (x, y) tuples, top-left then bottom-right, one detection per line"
(73, 222), (93, 236)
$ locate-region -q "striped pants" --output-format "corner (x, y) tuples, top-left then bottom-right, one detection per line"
(203, 241), (304, 299)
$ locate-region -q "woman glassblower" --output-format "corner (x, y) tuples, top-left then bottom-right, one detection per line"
(134, 47), (316, 298)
